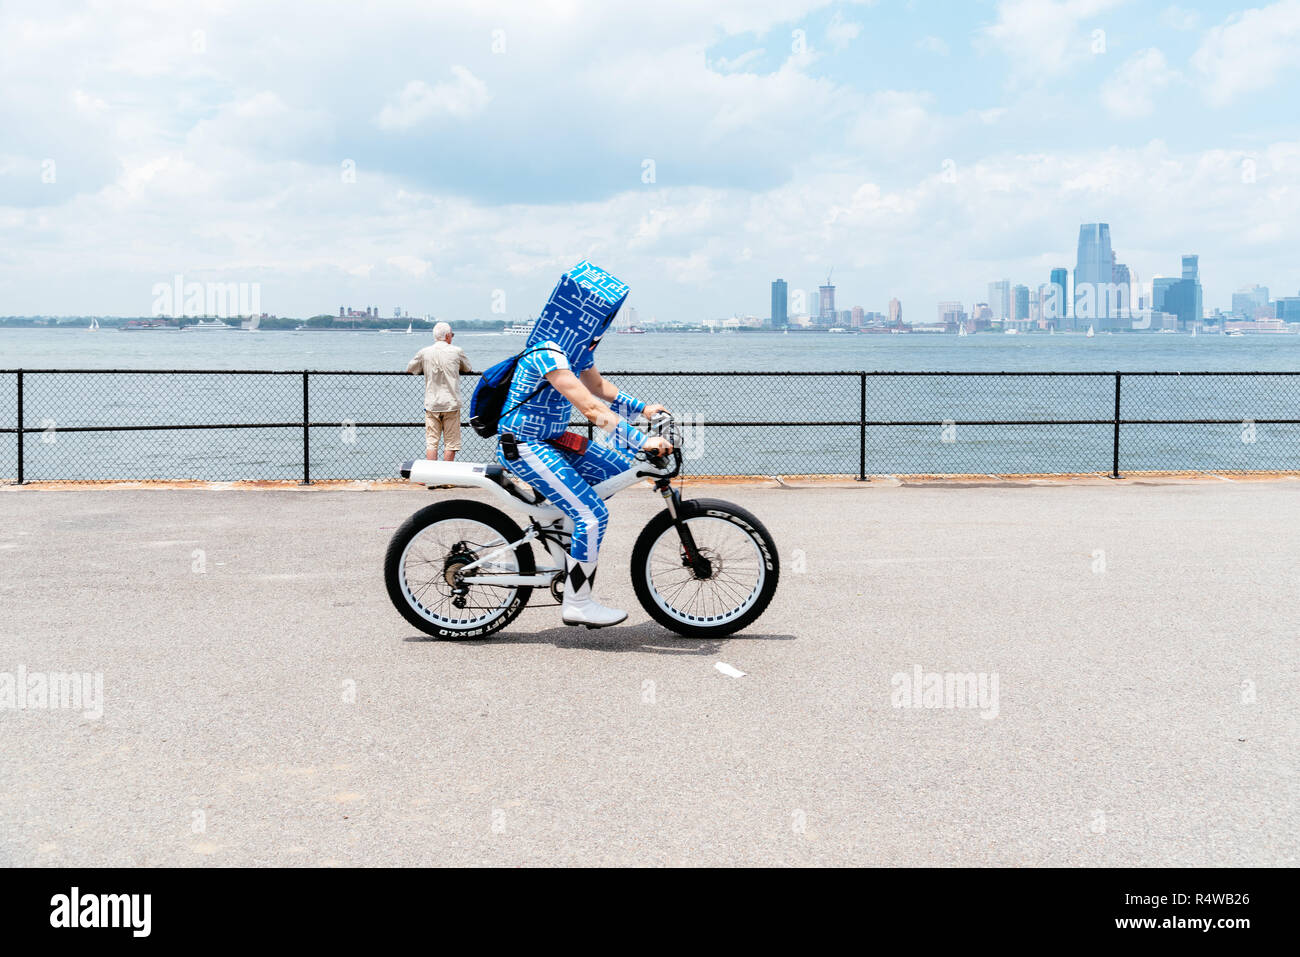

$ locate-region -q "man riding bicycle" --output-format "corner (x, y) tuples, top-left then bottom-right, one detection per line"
(497, 261), (673, 628)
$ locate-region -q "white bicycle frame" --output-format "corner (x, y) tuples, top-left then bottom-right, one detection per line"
(400, 455), (671, 588)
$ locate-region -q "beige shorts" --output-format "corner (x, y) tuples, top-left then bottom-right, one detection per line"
(425, 409), (462, 451)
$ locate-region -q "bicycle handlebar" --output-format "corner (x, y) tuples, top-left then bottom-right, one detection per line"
(638, 411), (683, 478)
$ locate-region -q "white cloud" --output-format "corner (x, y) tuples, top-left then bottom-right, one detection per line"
(1191, 0), (1300, 107)
(1, 0), (1298, 319)
(845, 91), (942, 155)
(980, 0), (1128, 82)
(387, 255), (432, 278)
(826, 13), (863, 50)
(711, 48), (766, 73)
(1160, 5), (1200, 30)
(1101, 48), (1178, 118)
(375, 67), (490, 131)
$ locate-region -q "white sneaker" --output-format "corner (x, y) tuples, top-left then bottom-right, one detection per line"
(561, 557), (627, 628)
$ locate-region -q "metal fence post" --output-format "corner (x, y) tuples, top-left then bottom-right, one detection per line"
(301, 371), (311, 485)
(15, 370), (23, 485)
(1111, 372), (1122, 479)
(856, 372), (867, 481)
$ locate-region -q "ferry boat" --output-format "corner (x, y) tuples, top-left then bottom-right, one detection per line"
(502, 321), (534, 335)
(184, 319), (233, 331)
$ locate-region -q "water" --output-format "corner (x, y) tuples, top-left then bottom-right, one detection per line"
(5, 326), (1300, 373)
(3, 328), (1298, 480)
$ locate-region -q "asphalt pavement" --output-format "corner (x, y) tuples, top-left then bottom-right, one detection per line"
(1, 479), (1296, 866)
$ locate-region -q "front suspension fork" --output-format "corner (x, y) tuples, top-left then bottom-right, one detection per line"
(657, 481), (711, 578)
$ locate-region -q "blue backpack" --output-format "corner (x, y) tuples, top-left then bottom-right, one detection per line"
(468, 345), (562, 438)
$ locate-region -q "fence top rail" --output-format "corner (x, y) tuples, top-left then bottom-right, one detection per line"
(2, 368), (1299, 377)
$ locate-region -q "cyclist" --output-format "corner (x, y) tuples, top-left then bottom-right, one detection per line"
(497, 262), (672, 628)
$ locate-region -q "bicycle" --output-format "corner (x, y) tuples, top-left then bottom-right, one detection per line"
(384, 414), (780, 639)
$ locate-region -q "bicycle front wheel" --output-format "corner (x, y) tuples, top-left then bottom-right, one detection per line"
(630, 498), (779, 638)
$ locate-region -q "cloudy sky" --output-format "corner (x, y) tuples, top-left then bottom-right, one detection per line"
(1, 0), (1298, 320)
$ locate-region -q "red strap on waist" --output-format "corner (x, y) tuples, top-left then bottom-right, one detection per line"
(547, 431), (589, 455)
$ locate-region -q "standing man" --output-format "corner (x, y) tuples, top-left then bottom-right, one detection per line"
(406, 322), (471, 461)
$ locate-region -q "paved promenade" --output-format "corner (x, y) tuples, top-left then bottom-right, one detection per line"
(1, 479), (1297, 866)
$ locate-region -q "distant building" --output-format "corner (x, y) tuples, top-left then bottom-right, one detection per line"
(1075, 223), (1116, 327)
(1150, 256), (1202, 329)
(1111, 262), (1132, 322)
(1012, 284), (1030, 321)
(771, 279), (788, 328)
(1048, 267), (1069, 327)
(1276, 297), (1300, 323)
(818, 282), (836, 323)
(1152, 277), (1177, 316)
(850, 305), (865, 327)
(1232, 284), (1270, 318)
(987, 280), (1011, 321)
(937, 300), (966, 332)
(888, 297), (902, 325)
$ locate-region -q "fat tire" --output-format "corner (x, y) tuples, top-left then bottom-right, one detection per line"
(384, 499), (535, 639)
(630, 498), (779, 638)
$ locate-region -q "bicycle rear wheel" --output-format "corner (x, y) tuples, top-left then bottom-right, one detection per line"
(384, 500), (535, 639)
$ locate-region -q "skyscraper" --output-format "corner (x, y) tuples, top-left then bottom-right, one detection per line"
(1074, 223), (1114, 326)
(987, 280), (1011, 321)
(1111, 261), (1132, 322)
(771, 279), (788, 328)
(1048, 267), (1069, 326)
(1232, 284), (1269, 318)
(889, 297), (902, 325)
(1276, 297), (1300, 323)
(1152, 255), (1202, 329)
(1012, 284), (1030, 321)
(1177, 255), (1203, 327)
(818, 281), (836, 323)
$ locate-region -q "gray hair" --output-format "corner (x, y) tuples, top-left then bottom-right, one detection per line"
(432, 322), (452, 341)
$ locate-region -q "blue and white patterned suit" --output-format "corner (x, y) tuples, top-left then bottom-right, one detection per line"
(496, 262), (647, 562)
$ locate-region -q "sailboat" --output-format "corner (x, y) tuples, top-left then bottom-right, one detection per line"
(957, 323), (967, 337)
(405, 321), (413, 335)
(1086, 325), (1095, 338)
(88, 317), (100, 331)
(1191, 325), (1197, 338)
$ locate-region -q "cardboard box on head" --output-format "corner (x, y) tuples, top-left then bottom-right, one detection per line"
(524, 261), (629, 372)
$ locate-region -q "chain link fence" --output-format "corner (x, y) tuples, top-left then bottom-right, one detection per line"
(2, 369), (1298, 482)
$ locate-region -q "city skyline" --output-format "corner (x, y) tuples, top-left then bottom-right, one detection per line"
(3, 1), (1300, 320)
